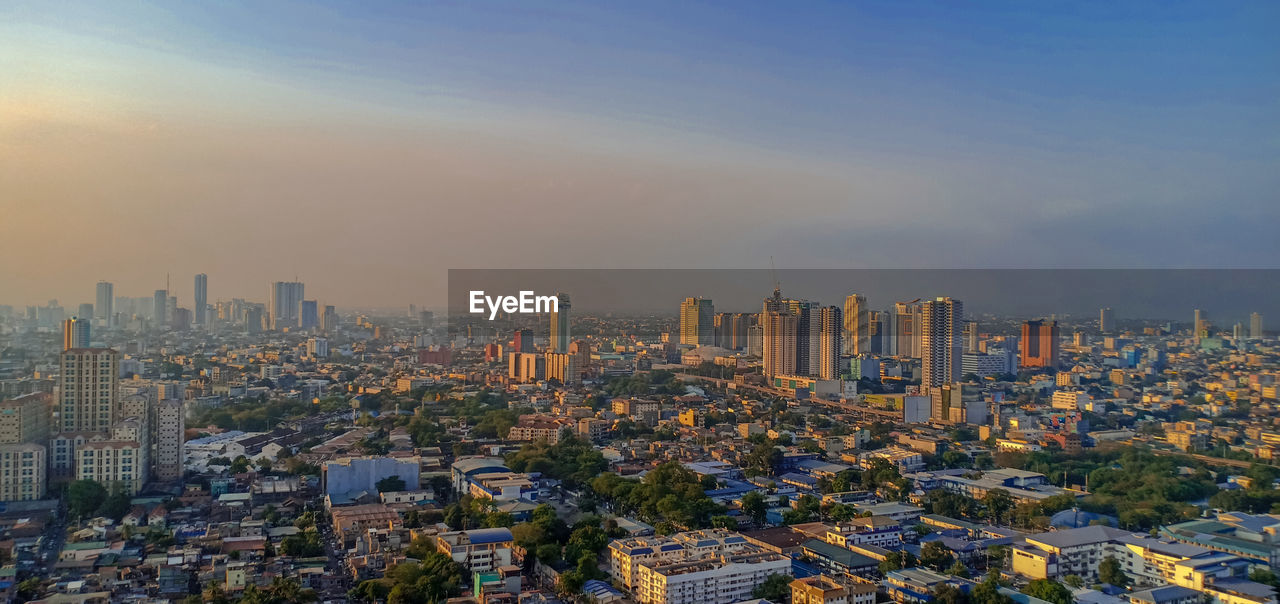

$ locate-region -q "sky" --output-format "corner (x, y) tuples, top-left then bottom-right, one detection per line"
(2, 1), (1278, 310)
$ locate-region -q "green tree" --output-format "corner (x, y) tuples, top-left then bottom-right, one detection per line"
(933, 584), (972, 604)
(741, 491), (768, 525)
(66, 480), (107, 519)
(1098, 555), (1130, 588)
(376, 475), (407, 492)
(971, 573), (1013, 604)
(920, 541), (955, 570)
(1023, 579), (1072, 604)
(751, 574), (791, 602)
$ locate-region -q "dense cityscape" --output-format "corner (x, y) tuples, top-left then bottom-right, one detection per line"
(0, 275), (1276, 604)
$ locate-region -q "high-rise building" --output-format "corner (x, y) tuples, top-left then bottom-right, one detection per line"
(77, 440), (146, 496)
(300, 299), (319, 329)
(888, 301), (923, 358)
(920, 297), (962, 391)
(513, 328), (534, 353)
(0, 393), (51, 446)
(843, 294), (870, 356)
(962, 320), (979, 353)
(194, 273), (208, 326)
(58, 348), (119, 433)
(549, 293), (571, 353)
(1194, 309), (1209, 339)
(270, 281), (306, 330)
(62, 317), (91, 350)
(95, 281), (113, 326)
(78, 303), (94, 322)
(307, 337), (330, 358)
(1251, 312), (1264, 339)
(322, 305), (338, 332)
(679, 297), (715, 346)
(817, 306), (843, 380)
(1019, 319), (1060, 369)
(761, 311), (798, 378)
(0, 443), (46, 502)
(545, 352), (580, 385)
(1099, 307), (1114, 333)
(714, 313), (751, 350)
(155, 399), (184, 481)
(153, 289), (168, 328)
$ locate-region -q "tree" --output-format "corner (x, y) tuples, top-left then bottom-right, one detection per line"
(921, 540), (955, 570)
(741, 491), (768, 525)
(1098, 555), (1130, 588)
(376, 475), (407, 492)
(1062, 575), (1084, 588)
(946, 561), (971, 578)
(933, 584), (971, 604)
(66, 480), (107, 519)
(879, 550), (917, 574)
(982, 489), (1014, 524)
(1022, 579), (1072, 604)
(229, 456), (251, 474)
(971, 573), (1013, 604)
(751, 574), (791, 602)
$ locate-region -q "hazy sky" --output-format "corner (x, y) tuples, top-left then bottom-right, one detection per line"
(3, 1), (1278, 309)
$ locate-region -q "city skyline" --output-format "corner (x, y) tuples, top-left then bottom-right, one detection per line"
(4, 1), (1279, 307)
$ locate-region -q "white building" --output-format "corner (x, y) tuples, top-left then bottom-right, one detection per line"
(635, 550), (791, 604)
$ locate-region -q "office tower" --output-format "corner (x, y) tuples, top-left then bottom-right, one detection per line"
(300, 300), (319, 329)
(513, 329), (534, 353)
(1019, 319), (1060, 369)
(194, 273), (207, 326)
(963, 320), (979, 353)
(58, 348), (119, 433)
(761, 310), (798, 378)
(95, 282), (113, 325)
(244, 305), (264, 334)
(817, 306), (842, 380)
(62, 317), (91, 350)
(322, 305), (338, 332)
(679, 297), (715, 346)
(307, 337), (330, 358)
(1233, 323), (1244, 341)
(155, 399), (184, 481)
(153, 289), (168, 328)
(545, 351), (580, 385)
(714, 313), (750, 350)
(920, 297), (962, 391)
(888, 301), (923, 358)
(1073, 331), (1087, 347)
(549, 293), (571, 353)
(1099, 307), (1114, 333)
(270, 281), (305, 330)
(1251, 312), (1264, 339)
(1194, 309), (1208, 339)
(78, 303), (94, 322)
(842, 294), (870, 356)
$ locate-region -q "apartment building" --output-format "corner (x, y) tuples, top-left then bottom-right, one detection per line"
(634, 550), (790, 604)
(791, 575), (875, 604)
(436, 528), (515, 573)
(607, 529), (753, 589)
(0, 443), (46, 501)
(77, 440), (146, 495)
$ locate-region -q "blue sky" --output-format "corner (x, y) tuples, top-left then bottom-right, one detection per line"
(2, 1), (1277, 307)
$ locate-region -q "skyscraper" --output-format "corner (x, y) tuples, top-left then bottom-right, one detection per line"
(95, 281), (113, 326)
(1251, 312), (1264, 339)
(1019, 319), (1060, 369)
(322, 305), (338, 332)
(1194, 309), (1209, 340)
(300, 300), (319, 329)
(817, 306), (843, 380)
(761, 310), (798, 378)
(155, 399), (185, 481)
(679, 297), (715, 346)
(920, 297), (962, 391)
(549, 293), (571, 353)
(513, 328), (534, 353)
(194, 273), (207, 326)
(62, 317), (91, 350)
(57, 348), (119, 433)
(842, 294), (870, 356)
(962, 320), (979, 353)
(270, 281), (305, 330)
(153, 289), (168, 328)
(888, 301), (923, 358)
(1099, 307), (1114, 333)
